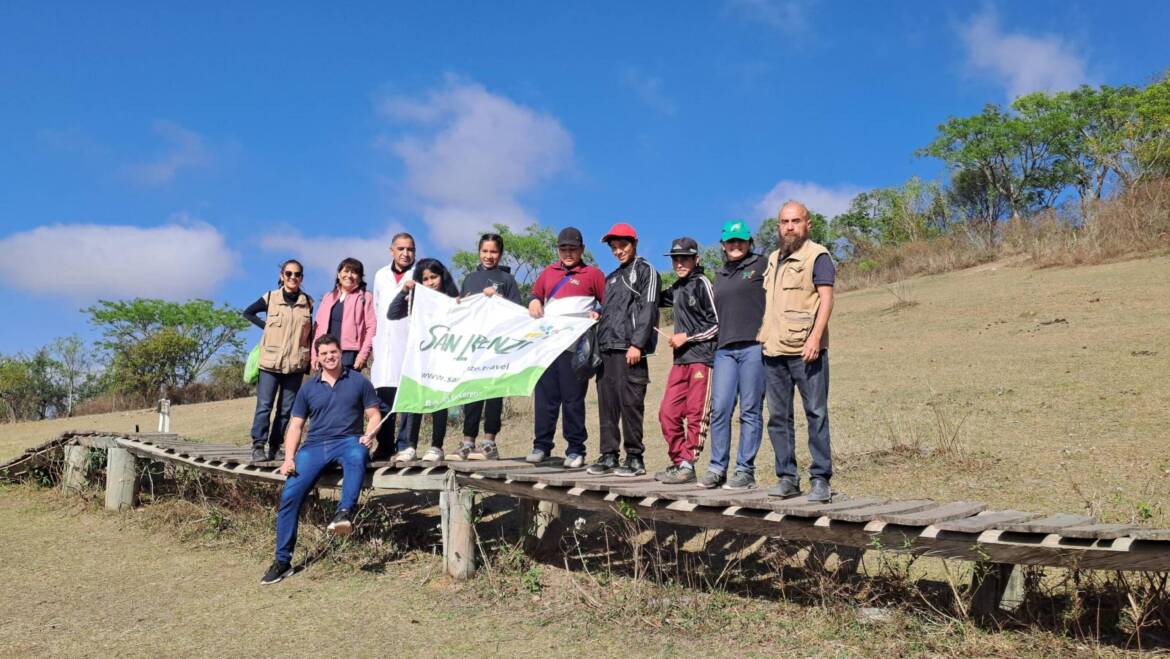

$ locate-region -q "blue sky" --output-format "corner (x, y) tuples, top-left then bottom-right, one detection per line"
(1, 1), (1168, 353)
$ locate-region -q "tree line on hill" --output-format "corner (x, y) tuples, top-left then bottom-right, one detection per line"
(3, 73), (1167, 422)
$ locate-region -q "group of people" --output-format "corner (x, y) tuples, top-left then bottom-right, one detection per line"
(251, 201), (836, 585)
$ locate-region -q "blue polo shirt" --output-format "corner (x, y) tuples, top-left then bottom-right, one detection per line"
(291, 368), (380, 445)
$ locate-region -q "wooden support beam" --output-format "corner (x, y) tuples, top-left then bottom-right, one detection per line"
(520, 499), (564, 554)
(441, 473), (476, 580)
(969, 562), (1017, 618)
(104, 447), (139, 511)
(61, 445), (89, 493)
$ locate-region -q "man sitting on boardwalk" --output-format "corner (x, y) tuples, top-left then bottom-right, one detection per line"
(261, 334), (382, 585)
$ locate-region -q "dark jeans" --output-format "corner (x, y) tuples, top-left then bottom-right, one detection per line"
(341, 350), (358, 369)
(372, 387), (399, 461)
(597, 350), (649, 457)
(764, 352), (832, 482)
(251, 370), (304, 449)
(707, 342), (765, 475)
(533, 351), (588, 458)
(395, 410), (448, 452)
(274, 436), (368, 563)
(462, 397), (503, 439)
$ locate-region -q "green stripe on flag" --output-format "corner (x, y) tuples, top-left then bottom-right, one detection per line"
(393, 365), (550, 413)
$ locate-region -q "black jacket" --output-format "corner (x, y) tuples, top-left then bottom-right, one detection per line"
(460, 265), (522, 304)
(597, 255), (660, 354)
(659, 266), (718, 365)
(714, 252), (766, 347)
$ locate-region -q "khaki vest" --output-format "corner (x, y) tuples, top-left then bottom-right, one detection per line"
(758, 240), (831, 357)
(258, 289), (314, 374)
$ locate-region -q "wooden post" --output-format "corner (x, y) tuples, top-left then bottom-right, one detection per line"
(834, 545), (864, 577)
(61, 445), (89, 493)
(104, 447), (139, 511)
(969, 562), (1016, 618)
(520, 499), (563, 554)
(440, 473), (476, 579)
(157, 398), (171, 433)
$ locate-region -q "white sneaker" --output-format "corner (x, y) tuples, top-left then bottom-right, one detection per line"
(420, 446), (444, 462)
(391, 447), (417, 462)
(563, 454), (585, 469)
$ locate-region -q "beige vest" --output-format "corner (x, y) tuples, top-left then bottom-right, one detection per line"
(758, 240), (831, 357)
(258, 289), (314, 374)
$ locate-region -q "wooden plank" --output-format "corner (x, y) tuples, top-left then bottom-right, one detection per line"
(825, 500), (935, 523)
(1059, 523), (1138, 540)
(999, 513), (1094, 534)
(881, 501), (987, 526)
(764, 496), (888, 518)
(1129, 528), (1170, 541)
(445, 459), (536, 473)
(675, 489), (778, 508)
(481, 466), (579, 481)
(935, 510), (1039, 534)
(606, 481), (706, 498)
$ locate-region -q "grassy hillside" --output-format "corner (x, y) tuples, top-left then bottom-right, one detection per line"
(4, 254), (1169, 521)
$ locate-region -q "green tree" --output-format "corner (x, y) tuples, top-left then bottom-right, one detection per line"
(0, 350), (65, 422)
(49, 335), (99, 417)
(85, 299), (248, 397)
(833, 178), (949, 251)
(947, 168), (1011, 247)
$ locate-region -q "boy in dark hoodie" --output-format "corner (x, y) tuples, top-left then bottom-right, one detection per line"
(654, 237), (719, 483)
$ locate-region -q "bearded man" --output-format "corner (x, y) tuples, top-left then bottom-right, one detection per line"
(758, 201), (836, 503)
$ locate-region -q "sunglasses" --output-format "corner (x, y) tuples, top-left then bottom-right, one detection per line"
(283, 271), (303, 278)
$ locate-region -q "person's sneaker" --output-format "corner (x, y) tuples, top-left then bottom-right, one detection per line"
(586, 453), (619, 475)
(698, 469), (726, 489)
(445, 443), (473, 461)
(653, 465), (677, 482)
(525, 448), (549, 464)
(768, 477), (801, 499)
(260, 560), (293, 585)
(614, 455), (647, 477)
(808, 477), (832, 503)
(722, 470), (757, 490)
(659, 464), (696, 484)
(468, 441), (498, 461)
(563, 453), (585, 469)
(390, 447), (417, 463)
(251, 445), (268, 463)
(327, 508), (354, 536)
(267, 446), (285, 462)
(420, 446), (445, 462)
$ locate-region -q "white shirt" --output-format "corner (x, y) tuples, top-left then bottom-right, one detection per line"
(370, 263), (414, 388)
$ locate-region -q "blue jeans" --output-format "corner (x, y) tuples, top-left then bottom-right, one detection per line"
(274, 436), (369, 563)
(251, 370), (304, 449)
(764, 352), (832, 482)
(707, 342), (765, 475)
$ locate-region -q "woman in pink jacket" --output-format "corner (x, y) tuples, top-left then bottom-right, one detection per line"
(313, 257), (376, 371)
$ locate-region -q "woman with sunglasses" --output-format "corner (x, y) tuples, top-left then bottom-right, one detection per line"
(312, 257), (377, 372)
(242, 259), (315, 463)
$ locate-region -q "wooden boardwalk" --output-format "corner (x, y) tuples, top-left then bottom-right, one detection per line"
(8, 431), (1170, 614)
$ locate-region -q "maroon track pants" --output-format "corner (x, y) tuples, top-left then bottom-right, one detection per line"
(658, 362), (711, 465)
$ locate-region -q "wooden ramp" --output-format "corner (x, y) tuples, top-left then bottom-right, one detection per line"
(10, 431), (1170, 614)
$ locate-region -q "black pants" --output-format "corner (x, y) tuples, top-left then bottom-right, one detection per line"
(395, 410), (448, 451)
(533, 351), (589, 457)
(463, 397), (503, 439)
(597, 350), (649, 457)
(372, 386), (399, 461)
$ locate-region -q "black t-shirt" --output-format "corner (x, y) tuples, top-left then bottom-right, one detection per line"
(812, 253), (836, 286)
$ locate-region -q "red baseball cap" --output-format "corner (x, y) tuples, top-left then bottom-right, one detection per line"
(601, 222), (638, 243)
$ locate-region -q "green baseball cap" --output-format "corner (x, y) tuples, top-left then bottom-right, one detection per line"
(720, 219), (752, 242)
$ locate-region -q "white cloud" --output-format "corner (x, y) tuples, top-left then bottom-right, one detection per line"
(259, 223), (411, 291)
(622, 69), (676, 116)
(380, 77), (574, 249)
(0, 220), (238, 299)
(726, 0), (811, 35)
(753, 180), (863, 220)
(959, 9), (1091, 100)
(125, 120), (212, 185)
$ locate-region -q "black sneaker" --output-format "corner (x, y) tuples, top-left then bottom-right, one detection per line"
(251, 445), (267, 463)
(267, 446), (285, 462)
(260, 560), (293, 585)
(808, 477), (831, 503)
(586, 453), (619, 475)
(698, 470), (726, 489)
(659, 464), (696, 485)
(768, 477), (800, 498)
(327, 508), (354, 536)
(614, 455), (646, 477)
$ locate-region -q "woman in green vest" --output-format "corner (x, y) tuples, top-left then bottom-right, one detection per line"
(242, 259), (315, 463)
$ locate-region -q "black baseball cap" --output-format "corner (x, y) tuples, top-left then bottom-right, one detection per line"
(557, 227), (584, 247)
(664, 236), (699, 257)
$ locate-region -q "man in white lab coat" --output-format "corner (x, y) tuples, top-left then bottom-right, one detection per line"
(370, 232), (416, 461)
